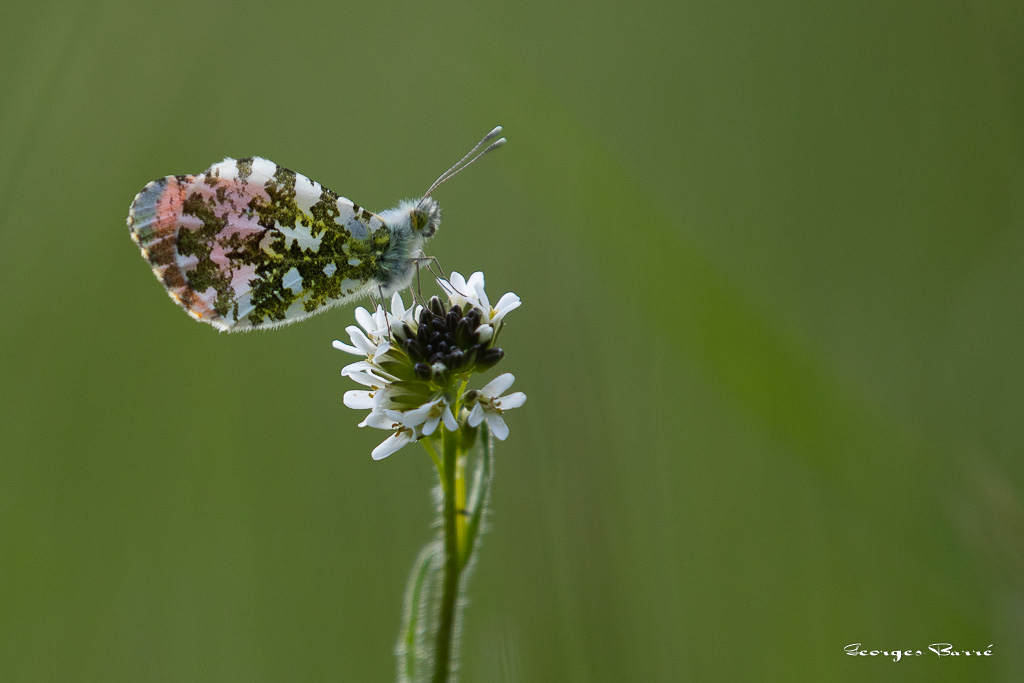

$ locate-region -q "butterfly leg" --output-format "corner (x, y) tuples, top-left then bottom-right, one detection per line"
(409, 253), (457, 295)
(407, 253), (442, 307)
(411, 260), (425, 308)
(423, 255), (449, 284)
(377, 284), (395, 343)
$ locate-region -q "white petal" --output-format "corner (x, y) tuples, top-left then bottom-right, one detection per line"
(476, 324), (494, 343)
(496, 391), (526, 410)
(399, 308), (418, 328)
(440, 278), (461, 300)
(340, 361), (375, 376)
(442, 406), (458, 431)
(402, 401), (436, 427)
(343, 390), (376, 409)
(365, 409), (405, 430)
(390, 292), (406, 316)
(355, 307), (375, 334)
(485, 412), (509, 440)
(467, 403), (485, 428)
(495, 292), (521, 312)
(372, 432), (414, 460)
(482, 373), (515, 398)
(467, 271), (486, 291)
(473, 282), (490, 313)
(372, 342), (391, 362)
(343, 363), (399, 385)
(491, 293), (521, 326)
(421, 415), (441, 436)
(332, 340), (362, 355)
(443, 271), (482, 309)
(360, 410), (394, 429)
(346, 326), (377, 355)
(448, 271), (468, 292)
(346, 370), (384, 388)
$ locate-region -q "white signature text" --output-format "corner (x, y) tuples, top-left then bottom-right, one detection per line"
(844, 643), (993, 662)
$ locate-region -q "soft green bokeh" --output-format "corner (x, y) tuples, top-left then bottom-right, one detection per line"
(2, 1), (1022, 681)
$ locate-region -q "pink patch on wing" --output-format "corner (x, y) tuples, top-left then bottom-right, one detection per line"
(190, 177), (267, 294)
(129, 169), (278, 327)
(154, 176), (193, 236)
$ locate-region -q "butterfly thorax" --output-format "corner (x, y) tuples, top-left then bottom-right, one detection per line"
(376, 197), (441, 291)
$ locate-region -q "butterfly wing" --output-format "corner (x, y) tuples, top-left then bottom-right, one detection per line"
(128, 157), (392, 331)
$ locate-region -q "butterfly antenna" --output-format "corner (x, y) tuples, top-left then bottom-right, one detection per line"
(420, 126), (506, 202)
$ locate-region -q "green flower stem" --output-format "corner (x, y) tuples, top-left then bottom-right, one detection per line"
(432, 421), (461, 683)
(453, 381), (469, 555)
(456, 451), (467, 554)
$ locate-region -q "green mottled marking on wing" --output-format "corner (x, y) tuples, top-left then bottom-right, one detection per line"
(255, 165), (300, 229)
(179, 161), (393, 327)
(179, 192), (236, 317)
(236, 158), (253, 181)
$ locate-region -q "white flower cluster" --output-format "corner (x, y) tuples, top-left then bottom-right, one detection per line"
(333, 272), (525, 460)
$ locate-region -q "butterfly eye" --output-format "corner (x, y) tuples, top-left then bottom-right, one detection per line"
(410, 209), (428, 232)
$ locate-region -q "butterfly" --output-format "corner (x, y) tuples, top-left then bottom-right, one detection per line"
(127, 126), (505, 332)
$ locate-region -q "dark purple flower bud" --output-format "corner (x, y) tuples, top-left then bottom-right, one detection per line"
(478, 347), (504, 368)
(447, 348), (465, 369)
(402, 338), (425, 361)
(455, 318), (473, 346)
(446, 310), (461, 331)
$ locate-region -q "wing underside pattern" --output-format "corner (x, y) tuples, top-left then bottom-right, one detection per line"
(128, 157), (391, 331)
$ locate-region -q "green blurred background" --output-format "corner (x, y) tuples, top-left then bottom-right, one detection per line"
(2, 1), (1022, 680)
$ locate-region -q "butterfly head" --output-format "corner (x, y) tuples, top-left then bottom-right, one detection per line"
(410, 126), (506, 240)
(411, 197), (441, 238)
